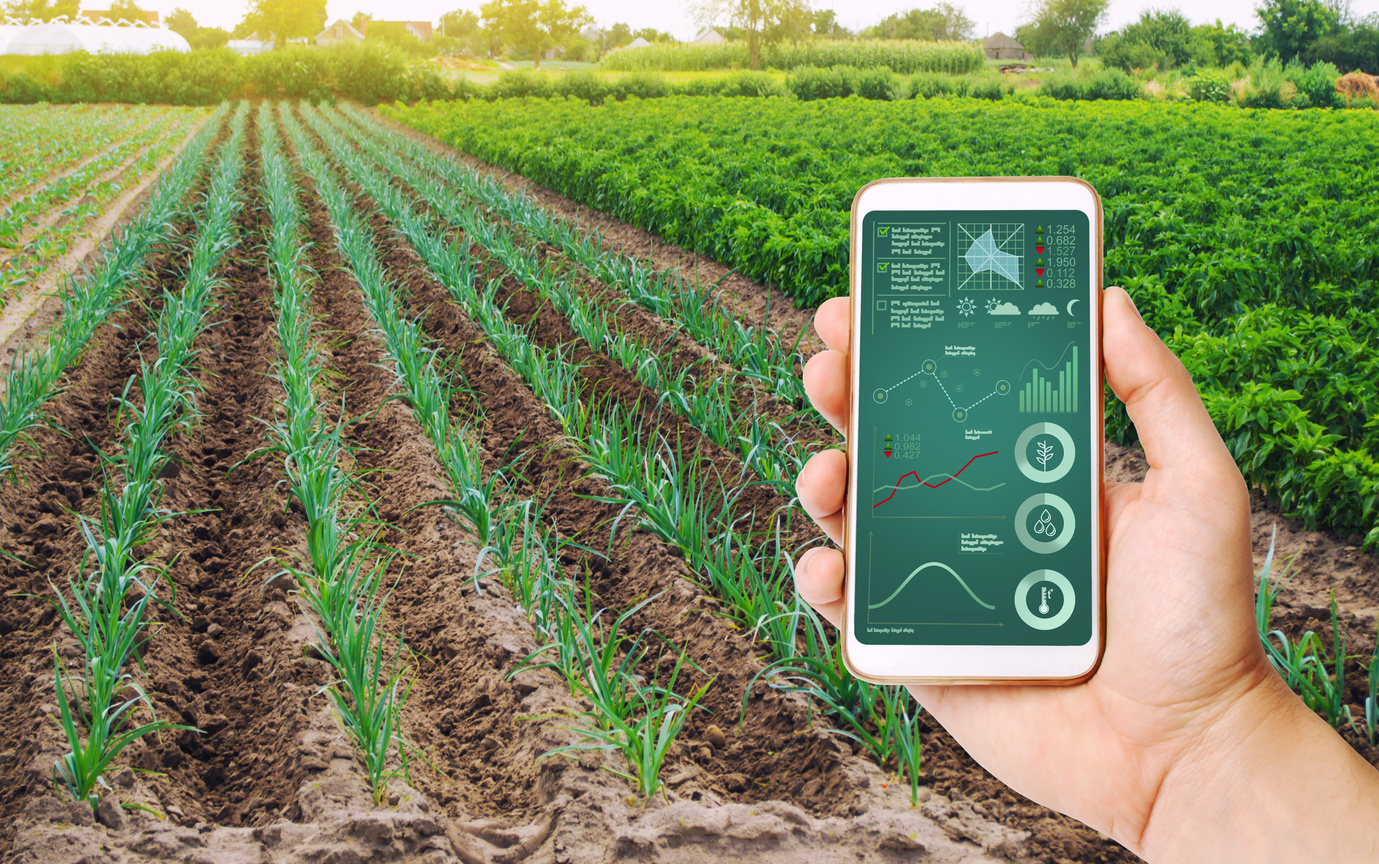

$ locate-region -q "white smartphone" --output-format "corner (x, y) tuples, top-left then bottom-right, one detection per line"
(843, 177), (1105, 685)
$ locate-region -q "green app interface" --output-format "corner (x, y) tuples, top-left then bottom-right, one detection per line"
(856, 210), (1094, 646)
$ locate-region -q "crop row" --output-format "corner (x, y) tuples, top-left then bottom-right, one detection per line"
(1, 109), (205, 303)
(50, 101), (247, 809)
(0, 105), (172, 202)
(0, 103), (228, 481)
(283, 103), (714, 797)
(307, 104), (928, 800)
(599, 39), (985, 75)
(387, 96), (1379, 547)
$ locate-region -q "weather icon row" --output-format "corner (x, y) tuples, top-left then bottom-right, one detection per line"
(956, 297), (1082, 317)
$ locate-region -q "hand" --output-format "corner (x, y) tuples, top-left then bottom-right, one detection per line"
(794, 287), (1378, 858)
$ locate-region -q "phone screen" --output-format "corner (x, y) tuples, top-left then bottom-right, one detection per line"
(854, 209), (1095, 647)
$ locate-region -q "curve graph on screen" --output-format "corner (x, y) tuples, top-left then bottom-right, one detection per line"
(872, 451), (999, 507)
(868, 561), (996, 611)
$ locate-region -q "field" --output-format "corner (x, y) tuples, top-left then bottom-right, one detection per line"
(0, 95), (1376, 864)
(387, 96), (1379, 551)
(0, 104), (207, 310)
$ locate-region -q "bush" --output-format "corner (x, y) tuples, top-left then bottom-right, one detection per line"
(601, 39), (983, 75)
(1084, 68), (1142, 100)
(1187, 70), (1233, 103)
(853, 66), (907, 100)
(715, 71), (789, 98)
(562, 69), (611, 104)
(786, 66), (853, 100)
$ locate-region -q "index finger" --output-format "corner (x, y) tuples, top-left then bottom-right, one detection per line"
(815, 297), (850, 354)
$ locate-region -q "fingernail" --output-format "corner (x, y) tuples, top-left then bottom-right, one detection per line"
(1118, 287), (1143, 323)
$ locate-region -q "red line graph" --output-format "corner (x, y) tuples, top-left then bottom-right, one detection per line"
(872, 451), (999, 508)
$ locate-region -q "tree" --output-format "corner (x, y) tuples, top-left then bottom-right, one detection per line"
(241, 0), (327, 48)
(605, 21), (633, 47)
(811, 9), (852, 38)
(686, 0), (814, 70)
(190, 27), (231, 50)
(632, 27), (674, 42)
(106, 0), (148, 23)
(367, 21), (431, 56)
(1192, 19), (1253, 66)
(479, 0), (592, 69)
(3, 0), (79, 20)
(166, 7), (197, 36)
(1097, 8), (1201, 70)
(1256, 0), (1341, 62)
(351, 12), (371, 31)
(1022, 0), (1108, 67)
(862, 4), (975, 41)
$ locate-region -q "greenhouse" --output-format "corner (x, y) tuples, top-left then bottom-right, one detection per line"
(1, 17), (189, 55)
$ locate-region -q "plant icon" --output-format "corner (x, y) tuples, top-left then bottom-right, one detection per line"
(1036, 439), (1056, 471)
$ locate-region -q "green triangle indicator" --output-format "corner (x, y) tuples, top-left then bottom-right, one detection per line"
(1036, 279), (1045, 288)
(884, 435), (892, 441)
(1037, 257), (1044, 265)
(1036, 225), (1044, 233)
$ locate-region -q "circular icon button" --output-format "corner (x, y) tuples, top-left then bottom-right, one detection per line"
(1015, 493), (1076, 554)
(1015, 422), (1075, 484)
(1015, 569), (1076, 630)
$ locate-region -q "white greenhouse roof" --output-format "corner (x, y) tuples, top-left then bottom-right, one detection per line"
(0, 24), (24, 53)
(3, 21), (190, 55)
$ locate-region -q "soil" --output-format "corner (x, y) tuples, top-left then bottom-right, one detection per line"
(0, 104), (1375, 864)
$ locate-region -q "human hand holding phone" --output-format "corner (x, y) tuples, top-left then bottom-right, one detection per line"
(795, 286), (1379, 860)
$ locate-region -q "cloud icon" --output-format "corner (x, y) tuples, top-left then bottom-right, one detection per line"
(988, 302), (1021, 316)
(1029, 302), (1059, 316)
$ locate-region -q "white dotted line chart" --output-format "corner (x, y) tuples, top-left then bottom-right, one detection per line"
(874, 359), (1012, 421)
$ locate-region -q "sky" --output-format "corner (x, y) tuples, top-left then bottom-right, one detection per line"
(135, 0), (1379, 40)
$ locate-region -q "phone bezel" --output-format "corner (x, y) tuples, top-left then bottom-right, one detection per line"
(843, 177), (1106, 686)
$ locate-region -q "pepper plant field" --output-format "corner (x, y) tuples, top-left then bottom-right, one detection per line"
(0, 96), (1377, 864)
(387, 96), (1379, 554)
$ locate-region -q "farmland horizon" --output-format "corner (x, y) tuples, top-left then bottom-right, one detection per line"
(102, 0), (1375, 46)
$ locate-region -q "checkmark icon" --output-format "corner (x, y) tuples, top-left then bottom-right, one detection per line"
(877, 262), (889, 272)
(878, 227), (890, 236)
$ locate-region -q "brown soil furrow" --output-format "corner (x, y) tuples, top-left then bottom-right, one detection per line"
(367, 108), (825, 358)
(332, 111), (815, 436)
(0, 146), (219, 855)
(328, 118), (1151, 862)
(129, 123), (326, 828)
(288, 121), (581, 825)
(302, 119), (887, 819)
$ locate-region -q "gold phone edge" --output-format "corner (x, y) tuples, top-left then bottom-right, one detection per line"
(839, 176), (1108, 687)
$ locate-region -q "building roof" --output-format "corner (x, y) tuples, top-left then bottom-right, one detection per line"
(626, 36), (651, 49)
(317, 19), (364, 40)
(6, 21), (187, 55)
(690, 27), (723, 43)
(983, 31), (1023, 50)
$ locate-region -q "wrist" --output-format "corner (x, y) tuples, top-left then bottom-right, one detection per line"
(1141, 670), (1379, 863)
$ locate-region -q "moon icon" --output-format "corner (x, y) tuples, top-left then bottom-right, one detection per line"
(1066, 298), (1080, 317)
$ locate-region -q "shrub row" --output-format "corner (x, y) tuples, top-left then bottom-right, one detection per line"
(0, 45), (451, 105)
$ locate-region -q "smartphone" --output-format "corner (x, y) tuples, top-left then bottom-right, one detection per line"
(843, 178), (1105, 685)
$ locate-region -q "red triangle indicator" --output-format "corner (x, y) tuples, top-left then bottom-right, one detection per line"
(1036, 268), (1045, 276)
(1036, 245), (1045, 254)
(884, 451), (891, 457)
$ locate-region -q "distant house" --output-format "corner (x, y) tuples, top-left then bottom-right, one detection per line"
(81, 9), (159, 25)
(316, 19), (362, 47)
(580, 27), (602, 42)
(688, 27), (725, 46)
(983, 32), (1025, 60)
(625, 36), (651, 49)
(365, 21), (434, 42)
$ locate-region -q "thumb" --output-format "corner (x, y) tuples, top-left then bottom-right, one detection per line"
(1102, 287), (1243, 503)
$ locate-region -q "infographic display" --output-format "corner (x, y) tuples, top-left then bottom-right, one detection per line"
(855, 209), (1094, 646)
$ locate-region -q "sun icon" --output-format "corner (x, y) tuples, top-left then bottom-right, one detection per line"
(985, 297), (1002, 314)
(957, 297), (977, 317)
